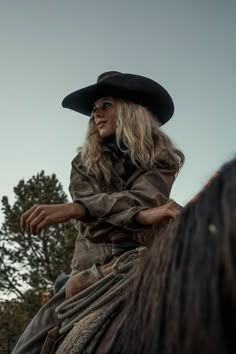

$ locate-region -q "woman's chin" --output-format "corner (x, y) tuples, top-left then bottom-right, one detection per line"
(99, 130), (114, 138)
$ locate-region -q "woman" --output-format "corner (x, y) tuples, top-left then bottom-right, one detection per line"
(13, 71), (184, 353)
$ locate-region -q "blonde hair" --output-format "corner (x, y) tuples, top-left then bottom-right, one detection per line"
(79, 99), (184, 182)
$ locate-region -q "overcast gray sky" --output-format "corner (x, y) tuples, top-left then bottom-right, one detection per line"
(0, 0), (235, 225)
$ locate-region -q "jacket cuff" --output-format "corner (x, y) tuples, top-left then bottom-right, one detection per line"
(74, 201), (97, 223)
(103, 206), (149, 231)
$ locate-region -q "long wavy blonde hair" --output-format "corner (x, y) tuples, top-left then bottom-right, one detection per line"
(79, 99), (184, 182)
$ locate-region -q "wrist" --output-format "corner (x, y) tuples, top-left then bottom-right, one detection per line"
(134, 210), (145, 224)
(69, 202), (86, 220)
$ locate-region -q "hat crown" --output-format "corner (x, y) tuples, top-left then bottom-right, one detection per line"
(97, 71), (121, 82)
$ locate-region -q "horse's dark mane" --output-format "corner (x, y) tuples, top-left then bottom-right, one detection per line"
(111, 156), (236, 354)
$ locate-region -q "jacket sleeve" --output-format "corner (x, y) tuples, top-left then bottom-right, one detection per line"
(69, 157), (175, 231)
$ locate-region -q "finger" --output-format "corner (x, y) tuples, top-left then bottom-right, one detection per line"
(21, 205), (39, 232)
(24, 205), (44, 234)
(35, 215), (54, 234)
(33, 220), (47, 235)
(168, 207), (181, 218)
(29, 212), (47, 235)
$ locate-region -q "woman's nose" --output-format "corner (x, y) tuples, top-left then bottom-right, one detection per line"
(94, 107), (103, 118)
(94, 111), (105, 125)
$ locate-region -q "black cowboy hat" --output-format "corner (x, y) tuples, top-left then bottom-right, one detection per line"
(62, 71), (174, 125)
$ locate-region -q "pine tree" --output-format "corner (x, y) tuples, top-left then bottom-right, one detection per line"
(0, 298), (29, 353)
(0, 171), (77, 298)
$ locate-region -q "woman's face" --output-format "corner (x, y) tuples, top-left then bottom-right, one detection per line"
(92, 97), (117, 138)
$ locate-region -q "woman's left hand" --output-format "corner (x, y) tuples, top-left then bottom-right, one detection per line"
(21, 202), (85, 235)
(135, 199), (182, 226)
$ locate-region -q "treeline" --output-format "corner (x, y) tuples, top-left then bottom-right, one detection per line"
(0, 171), (77, 353)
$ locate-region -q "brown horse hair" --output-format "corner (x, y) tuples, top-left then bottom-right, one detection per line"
(110, 156), (236, 354)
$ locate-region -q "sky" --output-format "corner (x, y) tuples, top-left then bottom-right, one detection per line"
(0, 0), (235, 226)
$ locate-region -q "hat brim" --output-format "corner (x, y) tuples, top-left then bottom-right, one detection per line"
(62, 74), (174, 125)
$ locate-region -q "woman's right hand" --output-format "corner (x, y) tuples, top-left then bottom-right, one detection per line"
(21, 202), (85, 235)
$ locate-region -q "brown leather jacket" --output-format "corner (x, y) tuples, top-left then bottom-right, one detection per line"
(69, 147), (175, 273)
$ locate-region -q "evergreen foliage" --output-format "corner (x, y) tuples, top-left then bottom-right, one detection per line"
(0, 171), (77, 351)
(0, 170), (76, 297)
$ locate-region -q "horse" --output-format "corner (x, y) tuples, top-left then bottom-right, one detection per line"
(55, 156), (236, 354)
